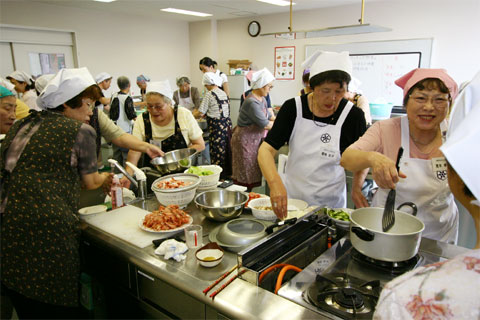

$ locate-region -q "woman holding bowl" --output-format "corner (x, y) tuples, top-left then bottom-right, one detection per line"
(126, 80), (205, 172)
(340, 68), (459, 243)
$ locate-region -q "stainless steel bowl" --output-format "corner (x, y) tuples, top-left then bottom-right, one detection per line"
(150, 148), (198, 175)
(208, 218), (267, 252)
(194, 190), (248, 222)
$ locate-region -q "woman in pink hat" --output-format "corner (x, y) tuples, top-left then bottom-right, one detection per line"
(341, 68), (460, 244)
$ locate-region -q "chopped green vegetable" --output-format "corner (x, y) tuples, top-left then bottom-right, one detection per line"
(327, 209), (350, 222)
(179, 158), (190, 166)
(187, 166), (214, 176)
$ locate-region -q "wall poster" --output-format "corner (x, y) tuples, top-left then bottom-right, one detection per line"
(274, 46), (295, 80)
(29, 52), (66, 77)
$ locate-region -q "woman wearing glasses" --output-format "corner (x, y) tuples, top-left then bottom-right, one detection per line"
(258, 52), (367, 219)
(126, 80), (205, 171)
(1, 68), (112, 318)
(231, 68), (276, 190)
(341, 68), (459, 243)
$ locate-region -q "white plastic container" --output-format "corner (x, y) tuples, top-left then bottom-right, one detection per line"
(185, 165), (223, 190)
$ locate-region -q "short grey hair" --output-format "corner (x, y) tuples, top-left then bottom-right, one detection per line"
(146, 91), (173, 106)
(117, 76), (130, 90)
(176, 76), (191, 87)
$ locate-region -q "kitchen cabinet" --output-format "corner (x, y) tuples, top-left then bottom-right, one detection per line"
(136, 268), (205, 319)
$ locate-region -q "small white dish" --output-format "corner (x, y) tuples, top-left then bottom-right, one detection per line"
(195, 242), (224, 267)
(78, 204), (108, 216)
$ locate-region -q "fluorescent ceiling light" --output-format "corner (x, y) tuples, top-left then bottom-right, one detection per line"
(257, 0), (295, 7)
(94, 0), (116, 2)
(304, 24), (392, 37)
(161, 8), (212, 17)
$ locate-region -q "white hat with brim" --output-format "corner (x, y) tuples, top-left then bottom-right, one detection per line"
(95, 72), (112, 83)
(146, 80), (173, 101)
(0, 77), (15, 92)
(35, 74), (55, 94)
(440, 71), (480, 206)
(37, 67), (96, 110)
(251, 68), (275, 89)
(7, 70), (33, 85)
(202, 72), (222, 87)
(309, 51), (352, 80)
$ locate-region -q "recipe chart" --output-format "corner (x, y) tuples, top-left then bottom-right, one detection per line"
(274, 46), (295, 80)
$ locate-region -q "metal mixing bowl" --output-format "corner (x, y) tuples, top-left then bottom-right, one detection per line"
(194, 190), (248, 222)
(215, 218), (267, 246)
(150, 148), (198, 175)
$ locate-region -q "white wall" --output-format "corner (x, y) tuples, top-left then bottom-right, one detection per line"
(0, 0), (191, 97)
(189, 0), (480, 106)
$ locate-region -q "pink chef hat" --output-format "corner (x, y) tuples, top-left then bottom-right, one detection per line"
(395, 68), (459, 100)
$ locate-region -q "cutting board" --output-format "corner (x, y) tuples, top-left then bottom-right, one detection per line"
(82, 205), (179, 248)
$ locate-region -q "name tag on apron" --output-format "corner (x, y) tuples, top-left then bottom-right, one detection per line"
(320, 147), (336, 159)
(431, 157), (447, 181)
(150, 139), (162, 149)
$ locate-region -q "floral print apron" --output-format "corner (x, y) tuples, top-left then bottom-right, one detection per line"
(207, 92), (232, 179)
(1, 111), (83, 306)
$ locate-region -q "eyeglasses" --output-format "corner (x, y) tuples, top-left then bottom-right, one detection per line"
(409, 94), (449, 108)
(147, 104), (167, 110)
(82, 99), (95, 111)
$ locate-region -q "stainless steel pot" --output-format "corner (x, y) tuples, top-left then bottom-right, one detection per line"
(350, 202), (424, 262)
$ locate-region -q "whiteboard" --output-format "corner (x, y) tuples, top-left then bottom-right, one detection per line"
(306, 39), (433, 106)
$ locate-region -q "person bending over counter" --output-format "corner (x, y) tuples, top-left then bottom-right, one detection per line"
(258, 51), (367, 220)
(341, 68), (460, 244)
(199, 57), (229, 97)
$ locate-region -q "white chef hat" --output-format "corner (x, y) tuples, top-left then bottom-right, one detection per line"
(309, 51), (352, 80)
(146, 80), (173, 101)
(95, 72), (112, 83)
(301, 50), (323, 71)
(202, 72), (222, 87)
(440, 71), (480, 206)
(0, 77), (15, 92)
(37, 67), (96, 110)
(35, 74), (55, 94)
(251, 68), (275, 90)
(7, 70), (33, 85)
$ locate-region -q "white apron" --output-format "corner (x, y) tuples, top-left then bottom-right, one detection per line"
(372, 116), (458, 244)
(284, 97), (353, 208)
(111, 93), (133, 134)
(176, 88), (195, 111)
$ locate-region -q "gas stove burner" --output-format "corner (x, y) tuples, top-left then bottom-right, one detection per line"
(351, 248), (422, 274)
(333, 288), (364, 309)
(304, 273), (378, 319)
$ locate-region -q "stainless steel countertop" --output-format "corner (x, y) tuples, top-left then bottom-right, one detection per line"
(81, 195), (323, 319)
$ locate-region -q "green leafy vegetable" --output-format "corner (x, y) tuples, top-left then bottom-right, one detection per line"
(327, 209), (350, 222)
(187, 166), (214, 176)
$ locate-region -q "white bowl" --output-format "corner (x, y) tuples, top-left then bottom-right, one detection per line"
(184, 165), (223, 189)
(326, 208), (353, 228)
(248, 198), (309, 221)
(248, 197), (275, 220)
(151, 173), (201, 208)
(195, 243), (224, 267)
